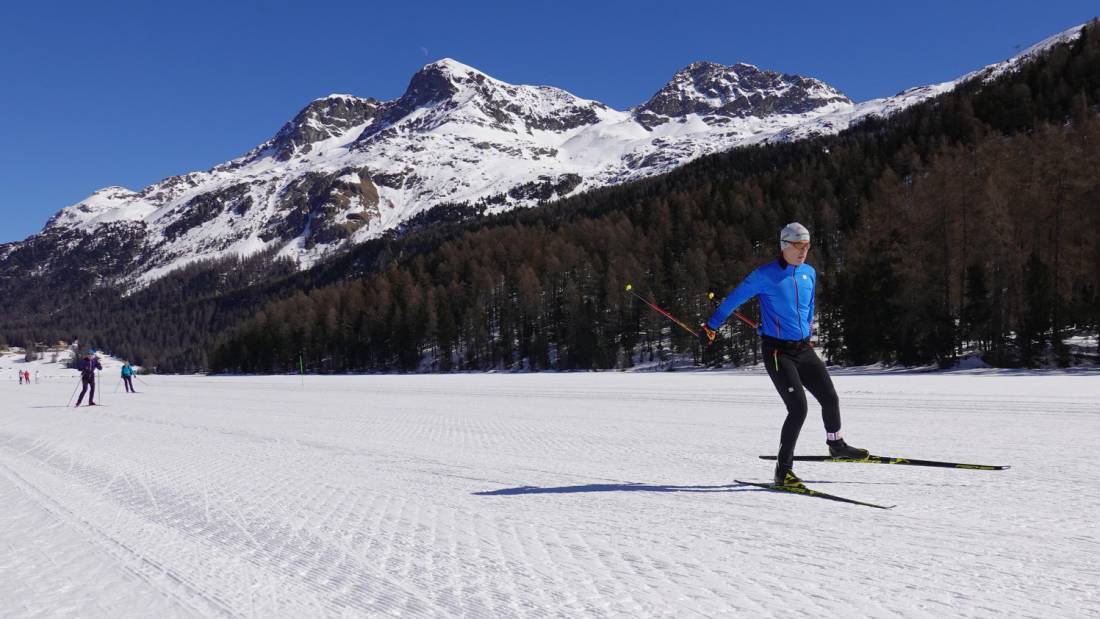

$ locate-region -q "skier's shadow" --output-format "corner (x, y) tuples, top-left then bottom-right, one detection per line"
(474, 482), (749, 496)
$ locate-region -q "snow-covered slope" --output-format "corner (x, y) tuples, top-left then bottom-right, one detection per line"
(0, 348), (127, 383)
(6, 23), (1087, 287)
(776, 22), (1086, 142)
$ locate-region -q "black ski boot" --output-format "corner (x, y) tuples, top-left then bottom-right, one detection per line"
(773, 461), (804, 487)
(827, 438), (869, 459)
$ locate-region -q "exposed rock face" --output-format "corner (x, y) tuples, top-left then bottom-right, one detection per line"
(163, 184), (253, 241)
(261, 167), (380, 248)
(378, 63), (461, 123)
(267, 96), (384, 161)
(634, 61), (852, 129)
(356, 59), (607, 145)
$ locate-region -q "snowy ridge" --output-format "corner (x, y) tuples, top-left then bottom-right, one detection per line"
(781, 22), (1089, 142)
(13, 23), (1088, 288)
(964, 22), (1086, 82)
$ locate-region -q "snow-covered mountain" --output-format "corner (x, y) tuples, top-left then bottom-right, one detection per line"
(2, 23), (1085, 287)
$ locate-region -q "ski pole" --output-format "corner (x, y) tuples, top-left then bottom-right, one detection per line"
(114, 378), (122, 393)
(66, 377), (81, 407)
(625, 284), (699, 337)
(706, 291), (759, 329)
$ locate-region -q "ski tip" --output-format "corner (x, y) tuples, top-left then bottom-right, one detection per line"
(758, 456), (777, 460)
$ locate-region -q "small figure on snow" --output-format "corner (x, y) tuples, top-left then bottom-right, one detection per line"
(701, 222), (868, 487)
(75, 351), (102, 406)
(121, 362), (136, 393)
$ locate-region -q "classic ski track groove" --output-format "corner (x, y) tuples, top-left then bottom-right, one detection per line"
(0, 455), (236, 618)
(0, 434), (440, 617)
(0, 427), (721, 616)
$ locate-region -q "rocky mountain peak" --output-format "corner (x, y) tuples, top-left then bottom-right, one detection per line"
(265, 94), (383, 161)
(634, 61), (852, 129)
(45, 186), (145, 230)
(421, 58), (487, 82)
(386, 58), (489, 115)
(403, 61), (465, 102)
(355, 59), (606, 145)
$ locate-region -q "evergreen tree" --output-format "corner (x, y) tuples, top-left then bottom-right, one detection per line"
(1020, 252), (1053, 367)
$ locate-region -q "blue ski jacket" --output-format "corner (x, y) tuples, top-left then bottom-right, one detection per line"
(706, 258), (816, 341)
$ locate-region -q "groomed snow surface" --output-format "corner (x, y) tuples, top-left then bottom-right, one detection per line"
(1, 353), (1098, 617)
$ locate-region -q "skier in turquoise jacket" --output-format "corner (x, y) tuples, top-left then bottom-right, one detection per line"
(700, 222), (868, 487)
(121, 362), (136, 393)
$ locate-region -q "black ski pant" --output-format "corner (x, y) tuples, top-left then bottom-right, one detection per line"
(762, 338), (841, 466)
(123, 376), (135, 393)
(76, 376), (96, 406)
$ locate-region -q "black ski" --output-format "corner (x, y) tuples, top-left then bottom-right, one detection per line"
(758, 455), (1009, 470)
(735, 480), (895, 510)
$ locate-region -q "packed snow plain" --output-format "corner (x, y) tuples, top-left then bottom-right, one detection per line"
(1, 351), (1098, 618)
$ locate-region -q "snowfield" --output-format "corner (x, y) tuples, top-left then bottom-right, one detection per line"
(1, 355), (1098, 617)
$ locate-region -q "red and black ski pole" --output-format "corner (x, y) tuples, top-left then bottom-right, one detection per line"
(625, 284), (699, 337)
(706, 291), (759, 330)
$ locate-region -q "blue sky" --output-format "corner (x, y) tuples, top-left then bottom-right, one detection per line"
(1, 1), (1095, 242)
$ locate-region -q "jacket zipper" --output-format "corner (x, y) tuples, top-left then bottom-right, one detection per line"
(793, 266), (804, 340)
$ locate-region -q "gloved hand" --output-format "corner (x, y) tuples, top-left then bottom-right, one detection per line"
(698, 324), (717, 347)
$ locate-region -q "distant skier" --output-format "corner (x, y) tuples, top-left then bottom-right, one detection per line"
(121, 362), (136, 393)
(18, 371), (23, 385)
(74, 352), (102, 406)
(700, 222), (868, 487)
(24, 370), (30, 385)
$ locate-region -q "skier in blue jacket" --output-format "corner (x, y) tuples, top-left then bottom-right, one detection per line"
(121, 362), (136, 393)
(700, 222), (868, 487)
